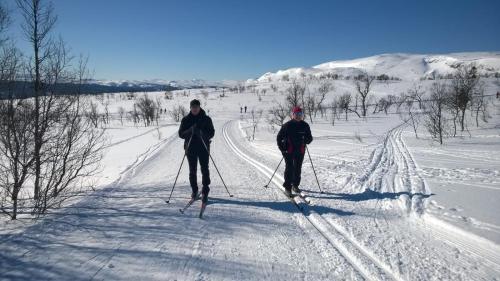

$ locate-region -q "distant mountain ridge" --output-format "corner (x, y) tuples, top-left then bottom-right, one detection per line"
(89, 78), (231, 90)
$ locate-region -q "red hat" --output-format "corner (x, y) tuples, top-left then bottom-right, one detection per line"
(292, 106), (303, 114)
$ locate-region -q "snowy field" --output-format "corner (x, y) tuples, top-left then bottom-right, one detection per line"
(1, 53), (500, 280)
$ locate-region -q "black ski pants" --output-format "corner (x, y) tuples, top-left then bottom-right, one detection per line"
(283, 152), (304, 190)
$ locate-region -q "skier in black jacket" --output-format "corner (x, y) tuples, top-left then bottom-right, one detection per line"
(276, 106), (313, 197)
(178, 99), (215, 203)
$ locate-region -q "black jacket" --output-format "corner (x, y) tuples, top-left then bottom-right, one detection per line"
(277, 120), (313, 155)
(178, 109), (215, 153)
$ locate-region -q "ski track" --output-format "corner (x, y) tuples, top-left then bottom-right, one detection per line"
(223, 120), (401, 281)
(351, 123), (429, 215)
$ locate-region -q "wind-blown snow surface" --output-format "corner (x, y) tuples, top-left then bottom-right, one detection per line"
(257, 52), (500, 82)
(1, 60), (500, 279)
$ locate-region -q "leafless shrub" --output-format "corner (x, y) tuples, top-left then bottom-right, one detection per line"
(170, 105), (187, 122)
(135, 94), (157, 126)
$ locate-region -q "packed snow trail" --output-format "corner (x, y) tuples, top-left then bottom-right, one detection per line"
(1, 116), (500, 280)
(0, 118), (362, 280)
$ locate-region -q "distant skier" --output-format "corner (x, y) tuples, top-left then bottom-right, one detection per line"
(178, 99), (215, 204)
(276, 106), (313, 197)
(240, 106), (243, 113)
(497, 91), (499, 99)
(244, 106), (247, 113)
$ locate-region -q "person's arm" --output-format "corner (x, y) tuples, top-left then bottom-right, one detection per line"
(206, 117), (215, 140)
(276, 123), (287, 152)
(178, 117), (192, 139)
(304, 123), (313, 145)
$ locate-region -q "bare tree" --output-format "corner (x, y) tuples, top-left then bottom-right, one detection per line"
(135, 94), (157, 127)
(267, 102), (288, 129)
(85, 101), (100, 128)
(12, 0), (105, 216)
(118, 106), (125, 126)
(471, 82), (489, 127)
(373, 96), (392, 115)
(329, 99), (338, 126)
(316, 82), (331, 117)
(425, 82), (449, 145)
(450, 64), (480, 132)
(407, 83), (425, 109)
(17, 0), (58, 201)
(285, 82), (305, 109)
(0, 44), (35, 219)
(400, 95), (420, 138)
(0, 2), (10, 44)
(354, 71), (375, 117)
(338, 92), (360, 120)
(154, 96), (162, 125)
(249, 109), (263, 140)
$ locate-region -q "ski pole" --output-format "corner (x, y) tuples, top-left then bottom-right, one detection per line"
(200, 135), (233, 197)
(165, 134), (193, 203)
(306, 146), (323, 193)
(264, 156), (283, 188)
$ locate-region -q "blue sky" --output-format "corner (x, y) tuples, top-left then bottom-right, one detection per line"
(8, 0), (500, 81)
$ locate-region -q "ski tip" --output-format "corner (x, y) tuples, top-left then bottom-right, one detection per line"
(165, 200), (170, 204)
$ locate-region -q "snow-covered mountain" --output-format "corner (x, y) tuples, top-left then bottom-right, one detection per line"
(256, 52), (500, 82)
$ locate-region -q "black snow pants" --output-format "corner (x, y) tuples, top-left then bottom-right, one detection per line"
(283, 152), (305, 190)
(187, 147), (211, 196)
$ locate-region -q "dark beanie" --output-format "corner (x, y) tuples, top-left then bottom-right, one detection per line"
(190, 99), (201, 107)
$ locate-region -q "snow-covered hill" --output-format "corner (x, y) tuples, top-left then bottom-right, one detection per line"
(257, 52), (500, 82)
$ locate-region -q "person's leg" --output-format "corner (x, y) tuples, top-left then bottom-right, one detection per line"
(199, 148), (211, 203)
(293, 153), (305, 188)
(187, 153), (199, 197)
(283, 153), (293, 191)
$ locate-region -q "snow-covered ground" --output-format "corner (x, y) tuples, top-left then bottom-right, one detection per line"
(1, 53), (500, 280)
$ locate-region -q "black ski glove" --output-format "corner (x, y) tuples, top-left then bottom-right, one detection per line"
(191, 124), (201, 137)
